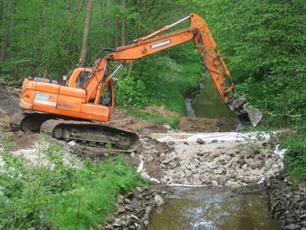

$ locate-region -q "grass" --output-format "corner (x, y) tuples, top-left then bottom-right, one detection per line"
(0, 137), (147, 230)
(127, 108), (179, 129)
(281, 128), (306, 181)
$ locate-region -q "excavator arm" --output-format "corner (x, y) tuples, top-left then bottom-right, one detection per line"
(107, 14), (232, 101)
(80, 13), (261, 126)
(19, 13), (262, 152)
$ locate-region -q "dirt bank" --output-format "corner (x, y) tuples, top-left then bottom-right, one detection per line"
(0, 83), (21, 132)
(142, 104), (237, 132)
(178, 117), (237, 132)
(105, 111), (168, 134)
(0, 83), (20, 115)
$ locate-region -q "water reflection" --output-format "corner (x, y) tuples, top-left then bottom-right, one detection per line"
(148, 187), (281, 230)
(191, 79), (234, 118)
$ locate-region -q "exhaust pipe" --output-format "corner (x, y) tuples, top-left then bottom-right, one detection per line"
(227, 96), (262, 127)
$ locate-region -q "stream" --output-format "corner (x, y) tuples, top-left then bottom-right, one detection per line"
(147, 80), (281, 230)
(148, 187), (281, 230)
(185, 78), (235, 118)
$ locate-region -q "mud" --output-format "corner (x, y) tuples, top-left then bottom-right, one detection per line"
(178, 117), (237, 132)
(143, 105), (180, 118)
(0, 83), (20, 115)
(106, 110), (168, 135)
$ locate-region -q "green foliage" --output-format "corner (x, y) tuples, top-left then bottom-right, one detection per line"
(116, 75), (149, 108)
(1, 0), (305, 120)
(198, 0), (306, 125)
(127, 52), (200, 113)
(0, 139), (147, 229)
(281, 126), (306, 181)
(0, 0), (202, 114)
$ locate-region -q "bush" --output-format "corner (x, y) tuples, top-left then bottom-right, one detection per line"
(282, 129), (306, 181)
(116, 76), (149, 109)
(200, 0), (306, 126)
(0, 138), (147, 229)
(128, 53), (200, 113)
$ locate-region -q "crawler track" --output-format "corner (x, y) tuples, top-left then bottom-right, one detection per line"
(20, 113), (139, 151)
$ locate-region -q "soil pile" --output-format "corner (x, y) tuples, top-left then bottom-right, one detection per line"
(0, 83), (22, 133)
(0, 83), (20, 115)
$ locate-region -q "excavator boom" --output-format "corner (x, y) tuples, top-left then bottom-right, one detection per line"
(104, 13), (262, 126)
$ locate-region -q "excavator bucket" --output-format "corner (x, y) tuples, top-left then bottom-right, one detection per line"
(239, 103), (263, 127)
(228, 96), (263, 127)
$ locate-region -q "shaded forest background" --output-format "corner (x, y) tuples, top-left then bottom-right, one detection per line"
(0, 0), (305, 125)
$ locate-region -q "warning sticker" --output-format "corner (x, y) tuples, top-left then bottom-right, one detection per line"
(34, 93), (56, 106)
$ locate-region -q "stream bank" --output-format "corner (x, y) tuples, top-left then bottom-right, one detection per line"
(266, 171), (306, 230)
(0, 82), (305, 230)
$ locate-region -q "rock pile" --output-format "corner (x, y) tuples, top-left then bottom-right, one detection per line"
(134, 136), (173, 180)
(105, 185), (168, 230)
(159, 142), (283, 187)
(137, 133), (284, 188)
(266, 172), (306, 230)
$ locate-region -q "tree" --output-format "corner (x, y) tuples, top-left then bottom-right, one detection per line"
(113, 0), (119, 47)
(0, 0), (14, 65)
(79, 0), (93, 66)
(74, 0), (80, 14)
(32, 0), (48, 73)
(65, 0), (70, 11)
(121, 0), (126, 45)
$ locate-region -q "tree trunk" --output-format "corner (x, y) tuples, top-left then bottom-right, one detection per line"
(32, 0), (48, 73)
(0, 0), (14, 64)
(100, 0), (107, 33)
(74, 0), (80, 15)
(65, 0), (70, 11)
(79, 0), (93, 66)
(121, 0), (126, 46)
(114, 15), (119, 47)
(0, 1), (4, 21)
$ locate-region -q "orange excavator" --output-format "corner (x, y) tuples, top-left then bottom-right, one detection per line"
(19, 13), (262, 150)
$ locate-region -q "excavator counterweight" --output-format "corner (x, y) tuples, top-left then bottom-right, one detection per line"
(19, 13), (262, 149)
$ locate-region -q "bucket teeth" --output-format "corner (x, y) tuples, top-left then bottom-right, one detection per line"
(241, 103), (262, 127)
(227, 96), (262, 127)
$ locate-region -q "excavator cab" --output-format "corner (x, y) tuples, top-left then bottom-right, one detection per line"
(65, 67), (93, 88)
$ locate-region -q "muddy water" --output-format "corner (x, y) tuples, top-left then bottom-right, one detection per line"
(148, 187), (281, 230)
(189, 79), (235, 118)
